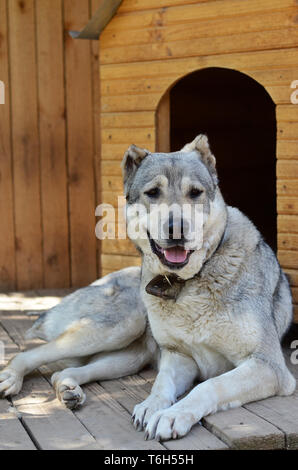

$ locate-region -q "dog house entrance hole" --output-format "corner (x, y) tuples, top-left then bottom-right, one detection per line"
(157, 68), (277, 252)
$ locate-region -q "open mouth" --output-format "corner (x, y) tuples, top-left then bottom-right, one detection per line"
(148, 233), (194, 269)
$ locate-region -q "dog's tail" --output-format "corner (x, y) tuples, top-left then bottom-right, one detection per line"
(25, 311), (48, 341)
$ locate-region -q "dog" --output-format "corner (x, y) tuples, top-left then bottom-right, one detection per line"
(123, 134), (296, 441)
(0, 134), (295, 442)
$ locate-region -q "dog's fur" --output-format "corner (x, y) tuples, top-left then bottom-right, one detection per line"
(0, 135), (295, 441)
(0, 267), (157, 408)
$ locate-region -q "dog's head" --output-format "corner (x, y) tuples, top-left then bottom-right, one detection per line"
(122, 135), (227, 279)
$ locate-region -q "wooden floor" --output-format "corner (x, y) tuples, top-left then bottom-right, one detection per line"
(0, 291), (298, 451)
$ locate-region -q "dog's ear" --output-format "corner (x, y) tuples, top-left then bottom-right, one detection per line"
(121, 145), (150, 197)
(181, 134), (218, 185)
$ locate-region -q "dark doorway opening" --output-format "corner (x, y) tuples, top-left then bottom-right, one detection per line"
(170, 67), (277, 251)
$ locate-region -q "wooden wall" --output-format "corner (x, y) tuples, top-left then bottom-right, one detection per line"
(0, 0), (102, 291)
(99, 0), (298, 321)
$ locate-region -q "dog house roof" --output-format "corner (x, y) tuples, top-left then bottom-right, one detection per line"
(69, 0), (123, 40)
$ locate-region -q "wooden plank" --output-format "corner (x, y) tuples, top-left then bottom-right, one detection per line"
(101, 375), (228, 450)
(245, 395), (298, 450)
(12, 376), (99, 450)
(277, 161), (298, 179)
(156, 91), (170, 153)
(8, 0), (43, 290)
(106, 0), (297, 32)
(278, 250), (298, 270)
(74, 382), (165, 450)
(101, 83), (293, 113)
(0, 0), (16, 291)
(278, 123), (298, 141)
(0, 309), (43, 352)
(278, 233), (298, 251)
(64, 0), (97, 287)
(103, 9), (298, 49)
(101, 191), (126, 206)
(14, 391), (99, 449)
(0, 321), (23, 366)
(102, 69), (298, 97)
(101, 76), (197, 97)
(36, 0), (70, 289)
(0, 321), (99, 450)
(0, 400), (36, 450)
(278, 180), (298, 197)
(262, 85), (294, 105)
(102, 176), (123, 192)
(101, 27), (298, 65)
(102, 239), (139, 256)
(100, 49), (298, 81)
(278, 215), (298, 233)
(277, 141), (298, 159)
(102, 111), (155, 129)
(102, 160), (132, 176)
(284, 269), (298, 287)
(101, 254), (141, 270)
(101, 93), (160, 113)
(118, 0), (211, 13)
(102, 143), (151, 161)
(277, 106), (298, 122)
(91, 0), (103, 278)
(278, 198), (298, 215)
(203, 407), (284, 450)
(102, 128), (155, 144)
(291, 287), (298, 304)
(138, 367), (157, 384)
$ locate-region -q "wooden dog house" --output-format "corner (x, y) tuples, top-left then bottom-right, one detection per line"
(80, 0), (298, 320)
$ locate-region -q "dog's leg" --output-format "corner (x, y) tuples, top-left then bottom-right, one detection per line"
(0, 321), (144, 397)
(51, 334), (157, 409)
(132, 349), (198, 432)
(145, 356), (296, 441)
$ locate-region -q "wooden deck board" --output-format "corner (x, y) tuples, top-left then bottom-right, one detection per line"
(0, 399), (36, 450)
(74, 382), (166, 450)
(244, 394), (298, 449)
(101, 375), (228, 450)
(203, 406), (285, 450)
(0, 323), (99, 450)
(0, 291), (298, 450)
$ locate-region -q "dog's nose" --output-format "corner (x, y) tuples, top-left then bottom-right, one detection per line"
(166, 218), (189, 240)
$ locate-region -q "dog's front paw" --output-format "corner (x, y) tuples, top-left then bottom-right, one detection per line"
(0, 368), (23, 397)
(132, 395), (172, 431)
(145, 406), (198, 441)
(52, 373), (86, 410)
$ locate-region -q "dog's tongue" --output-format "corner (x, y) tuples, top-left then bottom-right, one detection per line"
(164, 247), (189, 263)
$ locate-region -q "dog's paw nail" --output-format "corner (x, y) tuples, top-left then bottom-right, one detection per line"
(156, 434), (161, 442)
(137, 421), (143, 432)
(172, 431), (178, 440)
(144, 431), (149, 441)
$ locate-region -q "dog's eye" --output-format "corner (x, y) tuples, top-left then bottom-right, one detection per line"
(145, 187), (160, 198)
(189, 188), (203, 199)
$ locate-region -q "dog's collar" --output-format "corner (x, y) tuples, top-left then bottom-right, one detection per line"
(145, 226), (227, 301)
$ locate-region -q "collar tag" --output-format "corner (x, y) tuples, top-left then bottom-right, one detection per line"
(146, 274), (185, 301)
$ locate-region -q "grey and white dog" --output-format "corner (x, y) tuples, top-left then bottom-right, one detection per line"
(0, 134), (295, 442)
